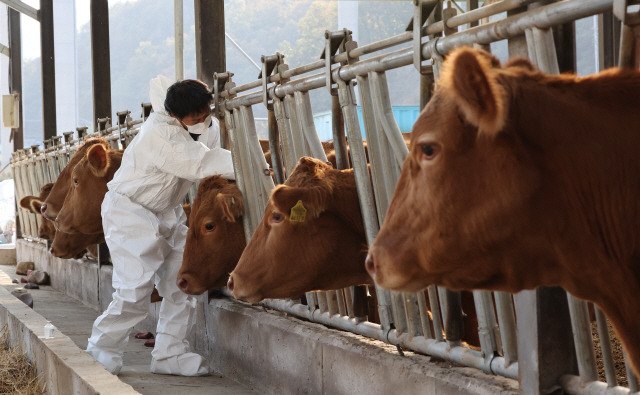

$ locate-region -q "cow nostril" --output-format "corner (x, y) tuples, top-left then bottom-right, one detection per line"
(227, 275), (235, 293)
(365, 254), (376, 278)
(49, 246), (55, 255)
(177, 277), (188, 291)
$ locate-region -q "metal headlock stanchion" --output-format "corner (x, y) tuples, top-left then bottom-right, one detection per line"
(11, 0), (638, 392)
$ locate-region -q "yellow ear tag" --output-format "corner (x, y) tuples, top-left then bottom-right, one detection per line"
(289, 200), (307, 223)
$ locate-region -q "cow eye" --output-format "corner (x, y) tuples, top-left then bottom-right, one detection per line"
(419, 143), (440, 160)
(204, 223), (215, 232)
(73, 178), (79, 185)
(271, 212), (284, 223)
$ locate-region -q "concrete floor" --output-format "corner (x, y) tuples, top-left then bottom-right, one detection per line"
(0, 264), (256, 395)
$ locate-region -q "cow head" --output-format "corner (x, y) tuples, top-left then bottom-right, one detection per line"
(177, 176), (245, 295)
(19, 183), (56, 239)
(367, 47), (570, 293)
(41, 138), (110, 221)
(228, 157), (371, 303)
(55, 144), (122, 234)
(50, 229), (105, 259)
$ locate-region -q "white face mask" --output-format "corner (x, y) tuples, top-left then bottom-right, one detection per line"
(183, 114), (211, 135)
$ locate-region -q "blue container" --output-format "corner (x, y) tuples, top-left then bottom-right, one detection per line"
(313, 106), (420, 141)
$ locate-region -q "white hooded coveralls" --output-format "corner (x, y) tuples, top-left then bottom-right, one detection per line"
(86, 76), (234, 375)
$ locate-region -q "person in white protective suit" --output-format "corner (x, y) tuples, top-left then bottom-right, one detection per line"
(86, 75), (234, 376)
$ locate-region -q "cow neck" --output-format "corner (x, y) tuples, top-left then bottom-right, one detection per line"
(589, 265), (640, 376)
(325, 169), (366, 238)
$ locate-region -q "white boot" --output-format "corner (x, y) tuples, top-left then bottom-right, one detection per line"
(86, 348), (122, 375)
(150, 352), (209, 376)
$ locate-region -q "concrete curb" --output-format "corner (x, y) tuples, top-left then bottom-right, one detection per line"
(0, 270), (140, 395)
(206, 298), (520, 395)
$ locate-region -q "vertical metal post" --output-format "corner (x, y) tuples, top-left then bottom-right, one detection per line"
(566, 294), (598, 382)
(267, 107), (284, 185)
(174, 0), (184, 81)
(516, 287), (578, 394)
(331, 95), (348, 170)
(90, 0), (112, 125)
(553, 21), (577, 73)
(40, 0), (57, 140)
(8, 8), (22, 152)
(599, 11), (621, 69)
(195, 0), (225, 89)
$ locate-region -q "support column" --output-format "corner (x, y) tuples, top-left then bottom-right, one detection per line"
(40, 0), (56, 140)
(516, 287), (578, 394)
(90, 0), (112, 127)
(8, 7), (21, 151)
(195, 0), (225, 89)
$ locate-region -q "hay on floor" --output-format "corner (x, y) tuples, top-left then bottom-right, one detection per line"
(0, 325), (44, 394)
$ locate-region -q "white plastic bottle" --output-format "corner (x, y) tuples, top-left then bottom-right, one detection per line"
(44, 321), (55, 339)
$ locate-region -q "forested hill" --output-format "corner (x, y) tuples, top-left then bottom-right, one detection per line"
(21, 0), (417, 147)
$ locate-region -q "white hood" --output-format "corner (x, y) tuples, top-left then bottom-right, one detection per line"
(149, 75), (175, 114)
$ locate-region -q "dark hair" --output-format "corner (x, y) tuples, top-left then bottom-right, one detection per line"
(164, 79), (212, 118)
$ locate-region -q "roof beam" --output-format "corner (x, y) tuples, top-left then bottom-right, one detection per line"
(0, 0), (39, 21)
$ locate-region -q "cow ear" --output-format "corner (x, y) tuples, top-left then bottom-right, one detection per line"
(30, 199), (44, 214)
(505, 57), (536, 72)
(182, 203), (191, 223)
(217, 193), (243, 223)
(19, 196), (36, 212)
(270, 185), (327, 220)
(440, 47), (507, 135)
(86, 144), (110, 177)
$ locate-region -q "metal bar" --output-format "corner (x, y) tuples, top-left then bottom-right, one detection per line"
(293, 90), (327, 162)
(316, 292), (328, 313)
(625, 351), (639, 392)
(560, 374), (632, 395)
(174, 0), (184, 81)
(263, 298), (519, 380)
(272, 97), (296, 176)
(267, 107), (285, 185)
(326, 290), (339, 316)
(336, 77), (393, 331)
(283, 95), (305, 160)
(225, 109), (251, 242)
(494, 291), (518, 366)
(91, 0), (112, 125)
(428, 285), (444, 342)
(594, 306), (617, 386)
(416, 291), (434, 339)
(355, 75), (387, 222)
(331, 95), (349, 170)
(473, 290), (500, 368)
(226, 32), (260, 71)
(0, 0), (38, 20)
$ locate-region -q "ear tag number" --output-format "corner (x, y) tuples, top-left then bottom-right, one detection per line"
(290, 200), (307, 223)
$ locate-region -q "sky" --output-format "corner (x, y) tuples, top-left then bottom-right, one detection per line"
(20, 0), (135, 61)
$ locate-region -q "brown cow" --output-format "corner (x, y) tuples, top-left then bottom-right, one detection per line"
(177, 176), (244, 295)
(365, 47), (640, 374)
(55, 143), (123, 235)
(19, 183), (56, 239)
(41, 138), (111, 220)
(227, 157), (371, 303)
